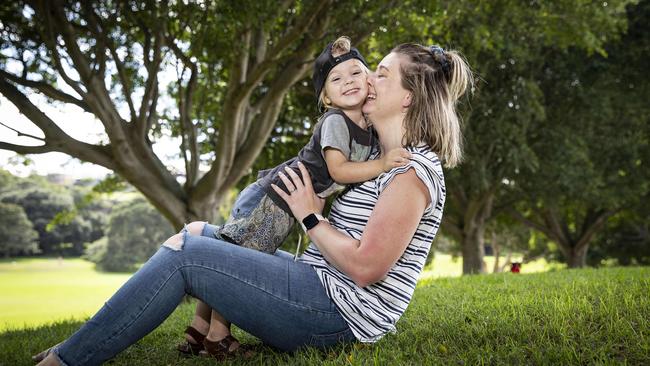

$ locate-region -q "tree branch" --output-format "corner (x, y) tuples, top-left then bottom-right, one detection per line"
(225, 37), (327, 189)
(231, 0), (332, 105)
(575, 209), (616, 250)
(0, 121), (44, 142)
(0, 76), (117, 169)
(0, 70), (90, 113)
(47, 2), (92, 83)
(440, 217), (463, 242)
(192, 5), (332, 202)
(39, 1), (127, 138)
(32, 1), (86, 98)
(508, 207), (559, 242)
(84, 3), (137, 122)
(0, 141), (53, 154)
(165, 35), (199, 187)
(138, 26), (164, 137)
(265, 0), (331, 63)
(542, 207), (571, 246)
(0, 77), (70, 140)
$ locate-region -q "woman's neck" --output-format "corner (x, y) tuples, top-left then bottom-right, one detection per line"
(374, 117), (405, 153)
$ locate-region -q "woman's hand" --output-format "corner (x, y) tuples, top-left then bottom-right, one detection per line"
(271, 162), (326, 222)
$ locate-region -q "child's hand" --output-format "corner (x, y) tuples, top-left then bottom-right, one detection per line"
(381, 148), (411, 172)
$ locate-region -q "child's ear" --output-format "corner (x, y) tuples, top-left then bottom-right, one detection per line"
(402, 92), (412, 108)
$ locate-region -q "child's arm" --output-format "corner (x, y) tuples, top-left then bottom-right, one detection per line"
(324, 147), (412, 184)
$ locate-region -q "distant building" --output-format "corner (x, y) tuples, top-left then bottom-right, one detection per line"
(46, 173), (74, 185)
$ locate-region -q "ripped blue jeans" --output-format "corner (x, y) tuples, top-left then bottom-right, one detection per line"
(52, 223), (354, 366)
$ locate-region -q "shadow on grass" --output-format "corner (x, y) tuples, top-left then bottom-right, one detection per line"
(0, 303), (356, 366)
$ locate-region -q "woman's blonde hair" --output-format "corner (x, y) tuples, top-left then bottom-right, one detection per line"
(393, 43), (473, 168)
(318, 36), (368, 110)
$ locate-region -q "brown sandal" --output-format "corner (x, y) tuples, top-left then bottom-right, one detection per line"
(176, 326), (206, 356)
(199, 335), (255, 361)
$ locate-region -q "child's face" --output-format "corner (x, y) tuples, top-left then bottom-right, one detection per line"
(324, 59), (368, 111)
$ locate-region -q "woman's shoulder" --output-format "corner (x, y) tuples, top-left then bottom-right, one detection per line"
(406, 144), (441, 164)
(377, 144), (445, 209)
(398, 144), (444, 181)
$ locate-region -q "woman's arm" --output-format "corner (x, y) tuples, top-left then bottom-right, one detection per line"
(272, 162), (430, 287)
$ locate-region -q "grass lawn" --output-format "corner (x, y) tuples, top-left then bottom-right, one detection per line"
(0, 259), (648, 365)
(0, 258), (130, 331)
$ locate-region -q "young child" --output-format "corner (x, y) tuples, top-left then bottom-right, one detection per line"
(217, 36), (411, 254)
(179, 36), (411, 359)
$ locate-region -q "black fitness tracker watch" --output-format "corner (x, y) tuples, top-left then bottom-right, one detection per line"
(301, 213), (328, 232)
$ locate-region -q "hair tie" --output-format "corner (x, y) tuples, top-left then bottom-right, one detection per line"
(429, 45), (450, 74)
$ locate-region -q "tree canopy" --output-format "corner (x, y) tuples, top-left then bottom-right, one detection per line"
(0, 0), (398, 228)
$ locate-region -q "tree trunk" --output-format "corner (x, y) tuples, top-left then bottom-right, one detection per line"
(500, 252), (513, 273)
(461, 220), (486, 274)
(443, 189), (495, 275)
(511, 208), (614, 270)
(492, 236), (501, 273)
(565, 244), (589, 268)
(461, 192), (495, 274)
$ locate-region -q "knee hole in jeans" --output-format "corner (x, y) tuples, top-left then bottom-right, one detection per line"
(186, 221), (206, 236)
(162, 221), (206, 251)
(162, 233), (184, 251)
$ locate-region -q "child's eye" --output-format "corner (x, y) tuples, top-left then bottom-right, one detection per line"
(331, 77), (340, 82)
(353, 71), (361, 75)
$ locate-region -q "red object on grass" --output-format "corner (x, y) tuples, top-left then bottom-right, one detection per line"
(510, 262), (521, 273)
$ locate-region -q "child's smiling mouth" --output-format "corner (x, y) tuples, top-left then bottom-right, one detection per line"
(343, 88), (360, 96)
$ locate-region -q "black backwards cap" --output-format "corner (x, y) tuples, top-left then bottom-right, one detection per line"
(312, 42), (369, 99)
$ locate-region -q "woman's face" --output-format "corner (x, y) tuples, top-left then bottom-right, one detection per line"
(362, 52), (410, 123)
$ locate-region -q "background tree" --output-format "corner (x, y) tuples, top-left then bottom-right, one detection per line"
(84, 197), (174, 272)
(0, 0), (397, 229)
(0, 202), (39, 257)
(485, 213), (542, 273)
(425, 0), (633, 273)
(588, 201), (650, 266)
(0, 173), (100, 256)
(510, 0), (650, 268)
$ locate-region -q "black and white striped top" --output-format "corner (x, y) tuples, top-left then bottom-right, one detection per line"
(299, 145), (445, 342)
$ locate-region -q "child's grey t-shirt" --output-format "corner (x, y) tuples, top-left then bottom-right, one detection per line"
(258, 109), (376, 214)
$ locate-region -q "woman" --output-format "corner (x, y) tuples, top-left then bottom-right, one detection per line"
(35, 43), (472, 365)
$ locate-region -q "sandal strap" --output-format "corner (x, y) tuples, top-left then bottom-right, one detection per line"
(203, 335), (238, 355)
(184, 326), (206, 343)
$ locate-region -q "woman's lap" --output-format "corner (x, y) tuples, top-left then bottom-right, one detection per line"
(55, 223), (353, 365)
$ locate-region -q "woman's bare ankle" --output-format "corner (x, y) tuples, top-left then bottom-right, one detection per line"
(188, 317), (210, 338)
(183, 316), (210, 345)
(205, 323), (231, 343)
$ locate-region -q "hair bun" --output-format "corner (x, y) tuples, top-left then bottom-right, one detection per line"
(429, 45), (451, 74)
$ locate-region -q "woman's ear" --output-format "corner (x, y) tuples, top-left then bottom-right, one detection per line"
(402, 92), (412, 108)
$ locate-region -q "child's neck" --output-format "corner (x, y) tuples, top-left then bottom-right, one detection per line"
(338, 108), (367, 129)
